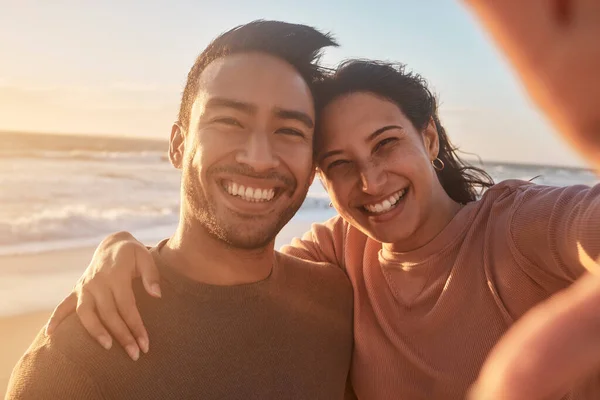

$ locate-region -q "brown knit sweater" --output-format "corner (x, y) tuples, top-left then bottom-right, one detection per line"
(6, 248), (354, 399)
(284, 179), (600, 399)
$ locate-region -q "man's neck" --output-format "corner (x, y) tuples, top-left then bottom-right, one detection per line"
(160, 221), (275, 286)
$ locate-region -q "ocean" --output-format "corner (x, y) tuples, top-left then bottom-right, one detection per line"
(1, 131), (598, 256)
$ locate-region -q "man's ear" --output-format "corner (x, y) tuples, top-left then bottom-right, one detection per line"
(316, 168), (329, 190)
(308, 165), (317, 186)
(422, 117), (440, 160)
(169, 122), (185, 169)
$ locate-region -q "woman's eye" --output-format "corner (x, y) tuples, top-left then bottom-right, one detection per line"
(327, 159), (350, 170)
(374, 137), (397, 152)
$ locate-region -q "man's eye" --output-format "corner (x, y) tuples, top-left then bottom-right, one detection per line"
(277, 128), (305, 138)
(214, 118), (243, 127)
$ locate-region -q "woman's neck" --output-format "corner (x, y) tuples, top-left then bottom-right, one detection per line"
(383, 190), (464, 254)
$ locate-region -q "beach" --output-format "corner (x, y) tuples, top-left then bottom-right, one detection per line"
(1, 311), (51, 395)
(0, 246), (97, 396)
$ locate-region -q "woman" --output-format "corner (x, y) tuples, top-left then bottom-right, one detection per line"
(46, 62), (600, 399)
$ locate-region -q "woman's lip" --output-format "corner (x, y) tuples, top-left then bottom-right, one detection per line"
(368, 196), (407, 223)
(359, 187), (410, 222)
(356, 186), (410, 210)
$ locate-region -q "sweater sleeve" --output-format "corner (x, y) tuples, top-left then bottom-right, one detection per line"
(6, 338), (104, 400)
(509, 182), (600, 282)
(281, 215), (347, 269)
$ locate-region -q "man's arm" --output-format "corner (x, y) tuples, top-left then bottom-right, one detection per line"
(6, 335), (104, 400)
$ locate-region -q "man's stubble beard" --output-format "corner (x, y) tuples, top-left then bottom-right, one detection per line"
(181, 167), (310, 250)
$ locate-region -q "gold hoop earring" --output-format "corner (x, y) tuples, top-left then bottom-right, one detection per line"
(431, 157), (445, 171)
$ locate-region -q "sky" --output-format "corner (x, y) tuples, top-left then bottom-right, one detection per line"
(0, 0), (586, 167)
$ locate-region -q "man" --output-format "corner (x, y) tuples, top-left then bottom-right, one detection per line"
(6, 20), (353, 400)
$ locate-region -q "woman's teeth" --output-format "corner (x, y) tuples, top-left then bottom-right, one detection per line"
(363, 188), (407, 214)
(224, 181), (275, 202)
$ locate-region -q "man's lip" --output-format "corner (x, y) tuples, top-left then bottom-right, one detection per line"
(217, 182), (281, 214)
(218, 176), (289, 191)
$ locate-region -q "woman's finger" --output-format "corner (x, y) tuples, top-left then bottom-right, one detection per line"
(76, 290), (113, 351)
(46, 292), (78, 335)
(134, 246), (162, 298)
(113, 282), (149, 353)
(85, 284), (140, 361)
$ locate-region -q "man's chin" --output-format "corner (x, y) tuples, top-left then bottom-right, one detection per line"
(220, 231), (277, 250)
(211, 219), (281, 250)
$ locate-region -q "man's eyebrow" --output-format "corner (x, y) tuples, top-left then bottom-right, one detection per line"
(274, 108), (314, 129)
(204, 97), (257, 114)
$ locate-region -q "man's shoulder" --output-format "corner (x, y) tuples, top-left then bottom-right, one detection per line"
(7, 322), (105, 399)
(47, 282), (157, 369)
(45, 311), (127, 368)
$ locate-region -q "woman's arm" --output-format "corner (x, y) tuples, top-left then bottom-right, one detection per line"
(463, 0), (600, 173)
(46, 231), (161, 360)
(464, 0), (600, 398)
(509, 183), (600, 282)
(281, 215), (348, 269)
(46, 216), (347, 360)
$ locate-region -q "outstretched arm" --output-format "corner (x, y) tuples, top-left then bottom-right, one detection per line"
(463, 0), (600, 398)
(463, 0), (600, 172)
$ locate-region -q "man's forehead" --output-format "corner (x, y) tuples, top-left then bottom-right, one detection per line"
(195, 53), (315, 113)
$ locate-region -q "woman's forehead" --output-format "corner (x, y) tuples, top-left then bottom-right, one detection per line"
(319, 93), (409, 137)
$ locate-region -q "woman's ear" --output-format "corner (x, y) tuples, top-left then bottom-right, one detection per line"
(422, 117), (441, 160)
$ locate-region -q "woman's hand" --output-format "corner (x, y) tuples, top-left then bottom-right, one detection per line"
(45, 231), (161, 361)
(469, 272), (600, 399)
(463, 1), (600, 398)
(463, 0), (600, 171)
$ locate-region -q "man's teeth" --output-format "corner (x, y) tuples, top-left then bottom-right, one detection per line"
(224, 181), (275, 202)
(364, 189), (407, 214)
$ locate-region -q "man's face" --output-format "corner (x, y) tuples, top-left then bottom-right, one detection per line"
(172, 52), (315, 249)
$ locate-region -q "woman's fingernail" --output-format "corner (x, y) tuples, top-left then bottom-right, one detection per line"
(126, 344), (140, 361)
(99, 336), (112, 350)
(150, 284), (161, 298)
(138, 337), (149, 353)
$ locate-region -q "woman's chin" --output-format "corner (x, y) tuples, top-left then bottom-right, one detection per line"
(360, 225), (413, 246)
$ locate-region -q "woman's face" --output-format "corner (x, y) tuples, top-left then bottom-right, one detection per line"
(316, 92), (447, 246)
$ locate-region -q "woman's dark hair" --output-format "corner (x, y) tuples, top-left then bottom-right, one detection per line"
(315, 60), (494, 204)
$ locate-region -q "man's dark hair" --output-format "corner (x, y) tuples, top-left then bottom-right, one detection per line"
(178, 20), (338, 130)
(315, 60), (494, 204)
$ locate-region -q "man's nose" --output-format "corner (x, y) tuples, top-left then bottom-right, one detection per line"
(235, 132), (280, 172)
